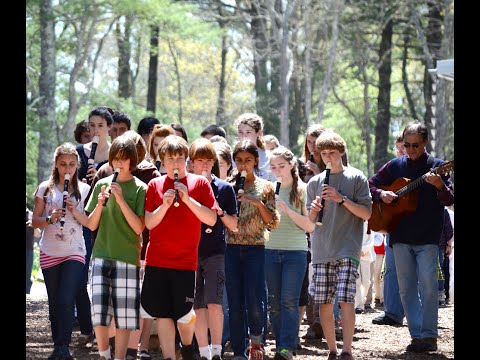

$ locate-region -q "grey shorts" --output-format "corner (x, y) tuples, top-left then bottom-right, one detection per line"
(194, 254), (225, 309)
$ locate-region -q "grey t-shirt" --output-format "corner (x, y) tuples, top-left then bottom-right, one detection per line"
(306, 166), (372, 264)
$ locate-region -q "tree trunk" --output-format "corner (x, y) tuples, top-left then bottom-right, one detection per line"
(373, 18), (393, 173)
(423, 1), (443, 154)
(303, 0), (312, 128)
(251, 2), (271, 132)
(401, 33), (418, 120)
(65, 5), (102, 145)
(168, 40), (183, 125)
(216, 32), (228, 127)
(147, 25), (159, 113)
(410, 0), (441, 154)
(266, 0), (281, 137)
(278, 0), (297, 147)
(316, 0), (342, 123)
(116, 15), (134, 99)
(37, 0), (57, 182)
(65, 12), (114, 147)
(362, 67), (372, 177)
(433, 0), (454, 160)
(290, 73), (303, 154)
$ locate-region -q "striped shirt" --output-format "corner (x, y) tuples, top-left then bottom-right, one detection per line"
(40, 250), (85, 270)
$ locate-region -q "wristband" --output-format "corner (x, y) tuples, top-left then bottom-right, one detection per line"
(218, 211), (225, 218)
(339, 195), (347, 206)
(46, 215), (53, 225)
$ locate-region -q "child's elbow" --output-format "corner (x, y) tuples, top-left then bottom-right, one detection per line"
(145, 219), (154, 230)
(206, 214), (217, 226)
(306, 222), (316, 233)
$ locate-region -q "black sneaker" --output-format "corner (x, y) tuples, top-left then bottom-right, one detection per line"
(274, 348), (293, 360)
(406, 338), (422, 352)
(406, 337), (437, 352)
(372, 313), (402, 326)
(422, 338), (438, 352)
(54, 345), (73, 360)
(181, 344), (196, 360)
(304, 321), (323, 339)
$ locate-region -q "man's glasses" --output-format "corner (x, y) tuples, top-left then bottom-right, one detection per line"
(403, 142), (420, 149)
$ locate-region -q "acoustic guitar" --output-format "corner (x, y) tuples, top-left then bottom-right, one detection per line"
(368, 160), (454, 234)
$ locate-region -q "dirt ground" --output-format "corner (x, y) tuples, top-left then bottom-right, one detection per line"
(26, 293), (454, 360)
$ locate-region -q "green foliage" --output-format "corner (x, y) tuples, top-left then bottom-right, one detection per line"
(26, 0), (453, 192)
(31, 243), (40, 281)
(26, 116), (40, 207)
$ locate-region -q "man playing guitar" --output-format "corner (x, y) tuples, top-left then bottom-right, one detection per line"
(368, 122), (453, 354)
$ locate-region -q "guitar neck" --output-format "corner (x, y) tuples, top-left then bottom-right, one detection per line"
(395, 173), (428, 198)
(392, 160), (453, 200)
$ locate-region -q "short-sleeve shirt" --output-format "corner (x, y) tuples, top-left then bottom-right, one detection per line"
(144, 173), (216, 271)
(307, 166), (372, 264)
(86, 175), (147, 266)
(266, 185), (308, 252)
(226, 176), (279, 246)
(37, 180), (90, 257)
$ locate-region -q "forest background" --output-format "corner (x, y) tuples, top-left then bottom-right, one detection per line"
(26, 0), (454, 208)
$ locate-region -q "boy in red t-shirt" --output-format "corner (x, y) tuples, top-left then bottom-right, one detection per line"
(141, 135), (217, 360)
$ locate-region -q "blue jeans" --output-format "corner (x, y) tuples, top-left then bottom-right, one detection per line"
(393, 243), (439, 338)
(26, 249), (34, 294)
(75, 227), (93, 335)
(383, 235), (404, 323)
(333, 296), (340, 321)
(222, 283), (230, 347)
(438, 249), (445, 292)
(265, 250), (306, 352)
(225, 244), (265, 358)
(43, 259), (84, 347)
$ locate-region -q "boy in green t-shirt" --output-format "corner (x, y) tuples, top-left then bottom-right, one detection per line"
(85, 134), (147, 360)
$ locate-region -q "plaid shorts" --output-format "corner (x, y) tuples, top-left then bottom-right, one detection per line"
(309, 258), (359, 304)
(90, 258), (140, 329)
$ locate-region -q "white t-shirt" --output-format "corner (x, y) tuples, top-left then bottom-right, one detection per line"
(37, 181), (90, 257)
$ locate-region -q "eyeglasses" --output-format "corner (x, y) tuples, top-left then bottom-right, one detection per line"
(403, 142), (420, 149)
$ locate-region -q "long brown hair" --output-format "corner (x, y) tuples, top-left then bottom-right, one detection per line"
(148, 124), (175, 161)
(270, 146), (305, 208)
(43, 143), (82, 202)
(234, 113), (266, 150)
(302, 124), (326, 162)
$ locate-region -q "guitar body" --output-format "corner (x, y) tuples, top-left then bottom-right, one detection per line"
(368, 177), (419, 234)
